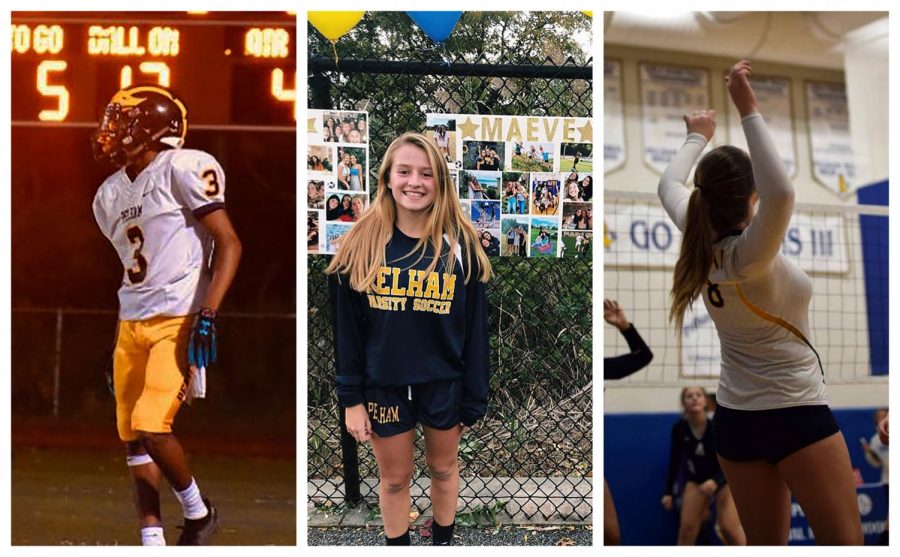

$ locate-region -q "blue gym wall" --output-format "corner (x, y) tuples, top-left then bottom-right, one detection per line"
(605, 408), (888, 545)
(857, 180), (889, 376)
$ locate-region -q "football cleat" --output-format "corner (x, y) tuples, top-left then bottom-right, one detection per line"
(176, 498), (219, 546)
(92, 85), (188, 167)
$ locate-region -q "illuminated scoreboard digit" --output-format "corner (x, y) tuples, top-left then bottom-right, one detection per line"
(11, 12), (297, 128)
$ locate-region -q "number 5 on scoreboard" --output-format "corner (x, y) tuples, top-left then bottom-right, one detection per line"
(37, 60), (69, 121)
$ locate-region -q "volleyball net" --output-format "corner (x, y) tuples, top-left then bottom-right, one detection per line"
(603, 189), (889, 388)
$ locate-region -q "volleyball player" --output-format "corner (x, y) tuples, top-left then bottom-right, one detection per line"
(603, 299), (654, 544)
(662, 387), (745, 545)
(658, 60), (862, 544)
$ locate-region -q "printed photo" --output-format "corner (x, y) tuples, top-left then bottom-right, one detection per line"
(322, 111), (369, 144)
(307, 179), (326, 209)
(427, 115), (459, 168)
(459, 170), (501, 200)
(562, 171), (593, 202)
(501, 172), (529, 215)
(562, 202), (593, 231)
(308, 210), (321, 253)
(561, 142), (593, 172)
(325, 222), (353, 254)
(501, 217), (530, 257)
(529, 217), (559, 257)
(307, 145), (335, 172)
(463, 141), (505, 171)
(561, 230), (591, 259)
(325, 192), (368, 223)
(512, 141), (555, 172)
(530, 172), (561, 216)
(477, 228), (502, 256)
(471, 200), (501, 228)
(335, 146), (367, 192)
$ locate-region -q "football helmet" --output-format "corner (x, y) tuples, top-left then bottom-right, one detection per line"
(92, 85), (188, 167)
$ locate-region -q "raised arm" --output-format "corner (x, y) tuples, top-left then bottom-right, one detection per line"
(603, 300), (654, 380)
(658, 111), (715, 231)
(727, 61), (795, 270)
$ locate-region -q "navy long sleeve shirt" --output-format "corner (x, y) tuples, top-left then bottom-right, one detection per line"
(332, 227), (490, 426)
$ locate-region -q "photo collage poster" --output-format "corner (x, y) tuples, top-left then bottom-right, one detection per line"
(306, 109), (370, 254)
(426, 113), (594, 258)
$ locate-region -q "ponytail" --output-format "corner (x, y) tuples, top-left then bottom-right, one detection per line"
(669, 145), (755, 335)
(670, 188), (716, 333)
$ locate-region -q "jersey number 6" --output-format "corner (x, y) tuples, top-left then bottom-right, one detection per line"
(707, 281), (724, 308)
(126, 225), (148, 284)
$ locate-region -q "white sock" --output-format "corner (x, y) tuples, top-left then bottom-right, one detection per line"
(173, 478), (208, 520)
(141, 526), (166, 546)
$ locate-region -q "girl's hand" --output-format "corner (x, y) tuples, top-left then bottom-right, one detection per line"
(682, 109), (717, 141)
(603, 299), (631, 331)
(661, 495), (673, 511)
(699, 479), (718, 496)
(459, 423), (471, 435)
(726, 59), (759, 117)
(345, 404), (372, 443)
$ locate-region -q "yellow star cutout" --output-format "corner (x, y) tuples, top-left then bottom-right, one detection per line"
(458, 117), (480, 139)
(308, 117), (317, 134)
(577, 119), (593, 143)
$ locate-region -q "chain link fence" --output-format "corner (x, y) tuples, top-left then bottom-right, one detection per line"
(307, 12), (593, 522)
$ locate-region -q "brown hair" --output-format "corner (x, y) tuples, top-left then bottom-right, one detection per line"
(325, 132), (491, 290)
(670, 145), (755, 332)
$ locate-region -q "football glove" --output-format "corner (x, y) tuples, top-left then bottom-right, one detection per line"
(188, 308), (218, 370)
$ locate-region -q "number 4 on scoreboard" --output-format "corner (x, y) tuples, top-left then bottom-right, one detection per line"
(271, 69), (296, 120)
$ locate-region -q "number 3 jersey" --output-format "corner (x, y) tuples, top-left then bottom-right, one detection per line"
(92, 149), (225, 321)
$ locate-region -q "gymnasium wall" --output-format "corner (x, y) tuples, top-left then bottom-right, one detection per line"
(603, 44), (888, 412)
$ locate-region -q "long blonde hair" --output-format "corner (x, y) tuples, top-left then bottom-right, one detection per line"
(325, 132), (491, 291)
(670, 145), (755, 332)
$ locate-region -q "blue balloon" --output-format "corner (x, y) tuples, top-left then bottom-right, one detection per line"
(407, 11), (463, 43)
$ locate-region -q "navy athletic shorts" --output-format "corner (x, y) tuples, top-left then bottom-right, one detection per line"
(713, 404), (839, 464)
(364, 379), (462, 437)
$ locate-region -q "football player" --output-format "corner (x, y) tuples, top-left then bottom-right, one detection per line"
(92, 85), (242, 545)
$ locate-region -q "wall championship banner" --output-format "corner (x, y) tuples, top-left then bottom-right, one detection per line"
(604, 203), (849, 274)
(307, 109), (370, 254)
(427, 113), (593, 258)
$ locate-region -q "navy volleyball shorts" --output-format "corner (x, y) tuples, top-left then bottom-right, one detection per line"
(713, 404), (839, 464)
(364, 379), (463, 437)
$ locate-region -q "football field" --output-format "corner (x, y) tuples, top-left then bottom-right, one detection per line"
(12, 446), (296, 545)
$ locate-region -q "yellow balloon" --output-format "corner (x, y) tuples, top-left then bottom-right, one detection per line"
(582, 11), (592, 17)
(308, 11), (365, 42)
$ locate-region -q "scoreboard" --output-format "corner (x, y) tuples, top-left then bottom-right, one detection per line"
(11, 11), (297, 128)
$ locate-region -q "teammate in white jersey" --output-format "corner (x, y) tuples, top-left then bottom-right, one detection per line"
(658, 61), (861, 544)
(92, 85), (242, 545)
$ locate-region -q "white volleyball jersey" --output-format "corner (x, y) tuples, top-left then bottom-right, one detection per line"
(659, 113), (827, 410)
(93, 149), (226, 320)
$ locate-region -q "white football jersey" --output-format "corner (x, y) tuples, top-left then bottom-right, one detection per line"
(93, 149), (226, 320)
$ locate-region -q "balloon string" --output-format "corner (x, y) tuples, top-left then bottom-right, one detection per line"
(331, 40), (340, 66)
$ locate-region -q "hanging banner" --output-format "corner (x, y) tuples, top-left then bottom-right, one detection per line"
(806, 81), (857, 197)
(307, 109), (370, 254)
(604, 59), (626, 174)
(640, 63), (710, 174)
(726, 75), (797, 177)
(427, 113), (593, 258)
(604, 202), (849, 274)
